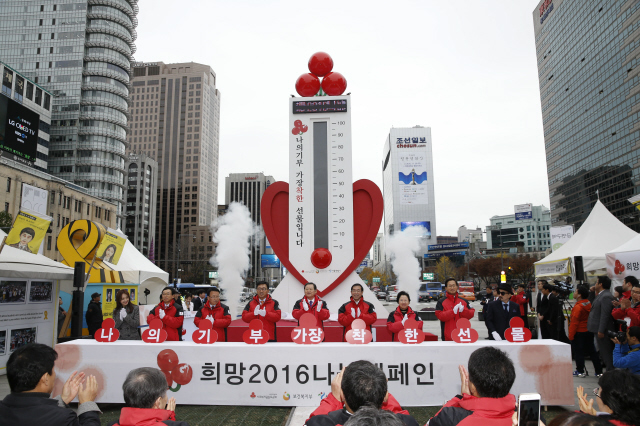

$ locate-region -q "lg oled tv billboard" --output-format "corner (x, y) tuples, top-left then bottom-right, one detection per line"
(0, 95), (39, 163)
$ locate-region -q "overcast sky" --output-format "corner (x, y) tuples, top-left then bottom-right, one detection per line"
(135, 0), (547, 237)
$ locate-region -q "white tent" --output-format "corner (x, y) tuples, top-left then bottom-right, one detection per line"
(0, 229), (74, 280)
(104, 239), (169, 301)
(534, 200), (637, 277)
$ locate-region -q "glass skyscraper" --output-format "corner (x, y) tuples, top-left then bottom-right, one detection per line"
(0, 1), (138, 225)
(533, 0), (640, 231)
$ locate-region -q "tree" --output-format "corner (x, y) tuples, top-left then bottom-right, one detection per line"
(0, 211), (12, 232)
(509, 256), (536, 284)
(470, 257), (503, 288)
(359, 267), (374, 286)
(434, 256), (456, 283)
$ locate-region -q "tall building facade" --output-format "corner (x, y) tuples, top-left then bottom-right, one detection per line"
(127, 62), (220, 278)
(457, 225), (483, 243)
(124, 152), (157, 256)
(225, 173), (274, 282)
(533, 0), (640, 232)
(1, 62), (52, 172)
(381, 126), (436, 257)
(0, 0), (139, 226)
(486, 205), (551, 253)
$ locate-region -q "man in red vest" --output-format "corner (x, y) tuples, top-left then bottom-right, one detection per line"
(338, 283), (377, 341)
(292, 282), (330, 328)
(435, 278), (475, 341)
(242, 281), (281, 341)
(147, 287), (184, 341)
(194, 287), (231, 341)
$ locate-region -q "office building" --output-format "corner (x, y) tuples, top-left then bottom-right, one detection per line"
(127, 62), (221, 278)
(1, 156), (117, 262)
(372, 233), (383, 268)
(381, 126), (436, 257)
(533, 0), (640, 231)
(457, 225), (483, 243)
(0, 0), (139, 226)
(225, 172), (274, 282)
(436, 236), (457, 245)
(486, 204), (551, 253)
(124, 152), (157, 256)
(1, 62), (52, 172)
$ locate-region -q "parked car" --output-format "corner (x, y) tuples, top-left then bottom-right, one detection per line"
(376, 290), (387, 300)
(385, 285), (399, 302)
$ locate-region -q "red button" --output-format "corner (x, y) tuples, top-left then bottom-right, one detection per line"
(311, 248), (332, 269)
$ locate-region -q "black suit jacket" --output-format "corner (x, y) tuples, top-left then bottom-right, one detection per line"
(484, 300), (520, 340)
(0, 392), (100, 426)
(193, 297), (206, 312)
(306, 409), (419, 426)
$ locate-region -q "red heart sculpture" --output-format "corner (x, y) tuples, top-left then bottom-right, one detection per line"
(192, 319), (218, 344)
(291, 313), (324, 344)
(398, 318), (425, 344)
(451, 318), (479, 343)
(243, 319), (269, 344)
(142, 319), (168, 343)
(261, 179), (383, 297)
(345, 319), (372, 344)
(95, 318), (120, 342)
(504, 317), (532, 343)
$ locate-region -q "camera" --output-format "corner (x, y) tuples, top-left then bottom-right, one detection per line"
(606, 319), (628, 343)
(550, 280), (572, 299)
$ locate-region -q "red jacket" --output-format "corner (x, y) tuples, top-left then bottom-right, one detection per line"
(110, 407), (188, 426)
(569, 299), (591, 340)
(428, 393), (516, 426)
(147, 300), (184, 342)
(623, 290), (631, 300)
(612, 302), (640, 327)
(292, 296), (330, 328)
(510, 292), (528, 317)
(387, 306), (423, 342)
(194, 301), (232, 341)
(241, 295), (282, 341)
(305, 392), (409, 424)
(337, 297), (377, 340)
(435, 293), (475, 341)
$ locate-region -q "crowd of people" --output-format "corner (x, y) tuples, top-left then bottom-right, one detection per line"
(3, 343), (639, 426)
(0, 282), (26, 303)
(29, 282), (52, 302)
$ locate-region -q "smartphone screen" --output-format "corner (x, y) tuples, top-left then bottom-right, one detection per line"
(519, 398), (540, 426)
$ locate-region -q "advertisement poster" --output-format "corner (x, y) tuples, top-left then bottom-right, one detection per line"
(550, 225), (574, 252)
(398, 151), (428, 205)
(261, 254), (281, 268)
(97, 228), (127, 265)
(0, 279), (56, 372)
(514, 204), (533, 220)
(102, 285), (139, 321)
(0, 90), (40, 163)
(400, 221), (431, 238)
(21, 184), (49, 254)
(5, 210), (52, 254)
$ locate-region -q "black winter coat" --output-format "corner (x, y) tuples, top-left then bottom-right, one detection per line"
(85, 301), (103, 333)
(0, 392), (100, 426)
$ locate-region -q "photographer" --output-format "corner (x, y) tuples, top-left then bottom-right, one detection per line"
(611, 325), (640, 375)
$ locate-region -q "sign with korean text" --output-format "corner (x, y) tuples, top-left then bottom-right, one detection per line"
(423, 273), (434, 281)
(606, 250), (640, 281)
(427, 242), (469, 251)
(550, 225), (573, 252)
(534, 258), (571, 277)
(514, 204), (533, 221)
(373, 277), (381, 283)
(424, 250), (466, 259)
(53, 340), (573, 406)
(398, 151), (428, 205)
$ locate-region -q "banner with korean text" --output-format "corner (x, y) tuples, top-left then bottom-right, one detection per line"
(606, 250), (640, 282)
(534, 258), (572, 277)
(550, 225), (574, 252)
(53, 340), (572, 406)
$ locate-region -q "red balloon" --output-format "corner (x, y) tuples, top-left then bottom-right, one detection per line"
(295, 73), (321, 97)
(321, 72), (347, 96)
(308, 52), (334, 77)
(157, 349), (178, 372)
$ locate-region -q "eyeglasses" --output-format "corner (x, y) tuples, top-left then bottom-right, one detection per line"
(499, 291), (509, 296)
(593, 387), (601, 398)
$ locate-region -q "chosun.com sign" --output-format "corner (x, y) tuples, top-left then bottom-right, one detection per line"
(539, 0), (554, 24)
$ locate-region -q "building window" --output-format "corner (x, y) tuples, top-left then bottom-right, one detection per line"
(6, 178), (10, 192)
(4, 202), (8, 213)
(47, 236), (51, 250)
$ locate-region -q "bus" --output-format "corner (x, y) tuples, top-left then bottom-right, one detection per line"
(458, 281), (475, 301)
(418, 282), (443, 302)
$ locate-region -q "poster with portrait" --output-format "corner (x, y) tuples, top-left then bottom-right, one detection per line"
(4, 209), (52, 254)
(0, 280), (27, 304)
(0, 330), (6, 356)
(398, 151), (428, 205)
(29, 281), (53, 303)
(9, 326), (37, 353)
(96, 228), (127, 265)
(101, 285), (139, 320)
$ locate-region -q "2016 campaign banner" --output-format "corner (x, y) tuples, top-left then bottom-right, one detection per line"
(97, 228), (127, 265)
(53, 340), (572, 406)
(5, 209), (51, 254)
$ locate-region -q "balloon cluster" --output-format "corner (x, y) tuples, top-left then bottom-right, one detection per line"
(157, 349), (193, 392)
(295, 52), (347, 97)
(291, 119), (308, 136)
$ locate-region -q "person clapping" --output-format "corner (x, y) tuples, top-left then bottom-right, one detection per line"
(292, 283), (330, 328)
(113, 289), (141, 340)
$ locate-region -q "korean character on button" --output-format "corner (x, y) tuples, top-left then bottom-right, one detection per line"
(403, 329), (418, 343)
(413, 363), (434, 385)
(308, 328), (322, 343)
(250, 329), (264, 343)
(387, 363), (409, 385)
(511, 327), (525, 342)
(293, 328), (307, 342)
(458, 328), (471, 342)
(201, 362), (220, 384)
(225, 363), (246, 385)
(352, 329), (365, 343)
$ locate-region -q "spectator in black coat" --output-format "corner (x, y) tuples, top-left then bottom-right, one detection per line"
(484, 284), (521, 340)
(0, 343), (100, 426)
(85, 293), (103, 338)
(537, 283), (552, 339)
(193, 289), (207, 312)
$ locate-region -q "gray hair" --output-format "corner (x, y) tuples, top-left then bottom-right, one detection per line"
(344, 407), (405, 426)
(122, 367), (167, 408)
